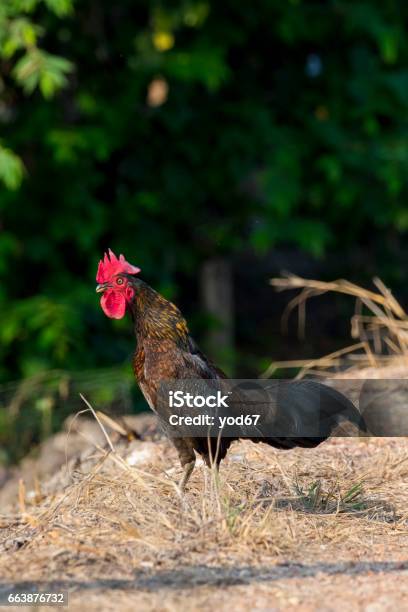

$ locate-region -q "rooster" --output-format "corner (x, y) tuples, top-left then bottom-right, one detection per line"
(96, 250), (366, 491)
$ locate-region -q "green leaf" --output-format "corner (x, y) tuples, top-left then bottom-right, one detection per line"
(13, 49), (73, 97)
(165, 46), (230, 90)
(0, 145), (25, 190)
(43, 0), (74, 17)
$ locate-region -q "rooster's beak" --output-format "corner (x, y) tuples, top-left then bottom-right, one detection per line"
(96, 283), (108, 293)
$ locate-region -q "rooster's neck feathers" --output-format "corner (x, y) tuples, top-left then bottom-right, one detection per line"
(129, 280), (190, 347)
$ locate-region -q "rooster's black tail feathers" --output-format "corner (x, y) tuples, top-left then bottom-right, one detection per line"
(242, 379), (366, 451)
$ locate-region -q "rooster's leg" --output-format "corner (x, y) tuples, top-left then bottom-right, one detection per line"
(172, 439), (196, 492)
(179, 458), (196, 492)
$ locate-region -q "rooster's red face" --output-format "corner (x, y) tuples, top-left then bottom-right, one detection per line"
(96, 249), (141, 319)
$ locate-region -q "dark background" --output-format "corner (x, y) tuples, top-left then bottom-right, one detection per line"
(1, 0), (408, 463)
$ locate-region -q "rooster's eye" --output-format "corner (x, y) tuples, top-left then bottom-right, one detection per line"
(116, 277), (124, 285)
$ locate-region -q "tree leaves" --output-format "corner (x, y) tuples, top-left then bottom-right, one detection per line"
(0, 145), (25, 189)
(0, 0), (408, 381)
(13, 48), (73, 97)
(0, 0), (74, 188)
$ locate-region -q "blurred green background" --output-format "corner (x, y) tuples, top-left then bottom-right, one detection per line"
(1, 0), (408, 464)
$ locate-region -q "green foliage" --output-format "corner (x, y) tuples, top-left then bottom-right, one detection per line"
(0, 144), (25, 189)
(13, 49), (73, 97)
(0, 296), (84, 378)
(0, 0), (74, 187)
(0, 0), (408, 388)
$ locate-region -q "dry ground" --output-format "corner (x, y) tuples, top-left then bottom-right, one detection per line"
(1, 414), (408, 611)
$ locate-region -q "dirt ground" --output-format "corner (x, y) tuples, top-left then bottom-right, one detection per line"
(1, 407), (408, 612)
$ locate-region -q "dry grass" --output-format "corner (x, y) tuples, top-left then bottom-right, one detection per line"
(266, 274), (408, 378)
(1, 414), (408, 609)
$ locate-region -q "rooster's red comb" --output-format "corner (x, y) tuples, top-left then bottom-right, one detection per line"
(96, 249), (141, 283)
